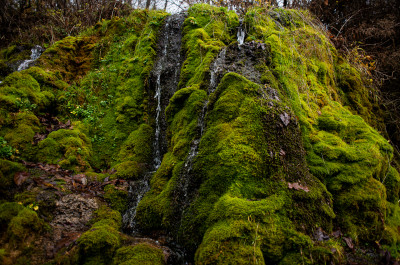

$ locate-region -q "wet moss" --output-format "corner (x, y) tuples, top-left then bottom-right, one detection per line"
(0, 4), (397, 264)
(38, 36), (98, 83)
(179, 5), (238, 90)
(7, 207), (44, 244)
(91, 205), (122, 227)
(36, 122), (92, 171)
(0, 160), (25, 197)
(78, 206), (122, 264)
(104, 185), (128, 212)
(0, 202), (25, 230)
(114, 124), (153, 179)
(244, 6), (398, 247)
(112, 243), (166, 265)
(133, 4), (400, 263)
(69, 10), (168, 170)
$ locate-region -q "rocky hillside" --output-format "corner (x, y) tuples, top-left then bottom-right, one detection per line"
(0, 4), (399, 265)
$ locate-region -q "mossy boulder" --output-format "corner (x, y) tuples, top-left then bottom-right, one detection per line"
(36, 122), (92, 171)
(7, 207), (44, 243)
(0, 202), (25, 231)
(112, 243), (166, 265)
(104, 185), (128, 212)
(78, 206), (122, 264)
(0, 160), (26, 197)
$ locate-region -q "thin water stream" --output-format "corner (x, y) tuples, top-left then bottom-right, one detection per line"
(123, 14), (185, 234)
(17, 45), (44, 71)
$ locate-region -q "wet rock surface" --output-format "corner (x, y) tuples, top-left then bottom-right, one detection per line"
(123, 13), (186, 234)
(208, 40), (271, 87)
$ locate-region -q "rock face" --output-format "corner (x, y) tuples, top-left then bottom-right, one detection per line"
(0, 4), (399, 265)
(51, 194), (98, 237)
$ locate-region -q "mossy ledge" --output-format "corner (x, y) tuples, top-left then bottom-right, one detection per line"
(0, 4), (399, 265)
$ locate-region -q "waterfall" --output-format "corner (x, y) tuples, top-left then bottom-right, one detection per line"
(153, 19), (169, 170)
(209, 48), (227, 94)
(123, 14), (185, 234)
(177, 47), (227, 204)
(17, 45), (44, 71)
(237, 20), (245, 46)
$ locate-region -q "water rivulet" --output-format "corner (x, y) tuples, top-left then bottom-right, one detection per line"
(123, 13), (186, 234)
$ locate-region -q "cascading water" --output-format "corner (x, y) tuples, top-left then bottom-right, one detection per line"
(237, 20), (246, 46)
(177, 47), (227, 203)
(175, 39), (270, 207)
(17, 45), (44, 71)
(123, 13), (185, 234)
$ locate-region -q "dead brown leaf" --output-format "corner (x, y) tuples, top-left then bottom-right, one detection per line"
(343, 237), (354, 249)
(14, 171), (30, 186)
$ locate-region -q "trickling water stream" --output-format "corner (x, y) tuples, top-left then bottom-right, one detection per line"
(175, 39), (270, 209)
(123, 13), (185, 234)
(17, 45), (44, 71)
(237, 20), (246, 46)
(177, 47), (227, 205)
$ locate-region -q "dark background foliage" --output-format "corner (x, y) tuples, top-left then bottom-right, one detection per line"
(306, 0), (400, 156)
(0, 0), (133, 46)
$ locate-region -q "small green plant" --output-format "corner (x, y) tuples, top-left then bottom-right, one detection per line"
(15, 98), (37, 111)
(0, 137), (15, 159)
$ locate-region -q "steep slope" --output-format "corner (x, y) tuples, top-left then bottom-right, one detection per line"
(0, 4), (399, 265)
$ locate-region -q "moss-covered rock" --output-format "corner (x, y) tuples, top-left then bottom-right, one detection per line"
(104, 185), (128, 212)
(36, 122), (92, 171)
(78, 206), (122, 264)
(0, 160), (26, 197)
(0, 202), (25, 231)
(112, 243), (166, 265)
(7, 207), (44, 243)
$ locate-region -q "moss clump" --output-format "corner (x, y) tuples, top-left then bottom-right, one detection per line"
(37, 36), (97, 83)
(0, 44), (33, 78)
(114, 124), (153, 179)
(179, 4), (238, 90)
(7, 207), (44, 243)
(0, 160), (25, 197)
(104, 185), (128, 212)
(36, 122), (92, 171)
(243, 6), (399, 246)
(0, 71), (55, 112)
(0, 202), (24, 230)
(2, 111), (40, 159)
(78, 206), (122, 264)
(112, 243), (166, 265)
(133, 4), (400, 264)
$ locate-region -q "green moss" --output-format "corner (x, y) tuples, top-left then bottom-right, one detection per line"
(78, 206), (122, 264)
(114, 123), (153, 179)
(104, 185), (128, 212)
(7, 207), (44, 243)
(37, 122), (92, 171)
(112, 243), (166, 265)
(243, 6), (398, 247)
(179, 5), (238, 90)
(384, 166), (400, 203)
(0, 160), (25, 196)
(38, 36), (98, 82)
(65, 10), (168, 169)
(0, 202), (24, 230)
(0, 44), (32, 62)
(0, 5), (397, 264)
